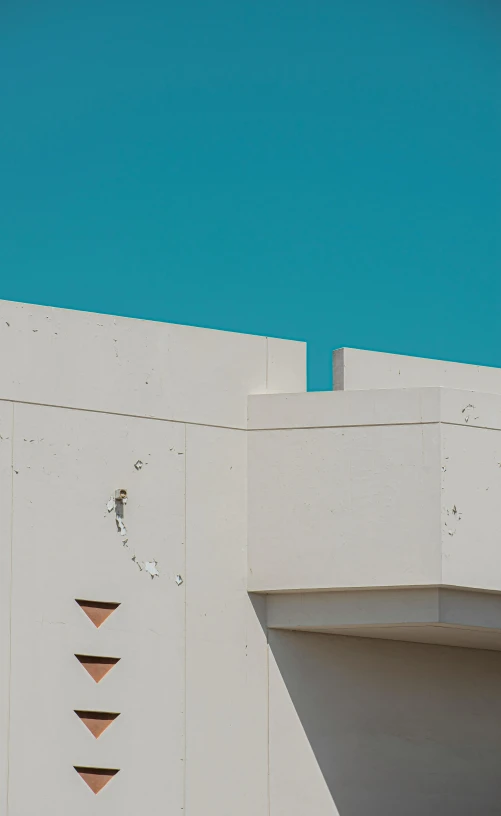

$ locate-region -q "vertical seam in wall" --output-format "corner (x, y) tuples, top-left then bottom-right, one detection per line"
(6, 402), (14, 815)
(439, 419), (443, 586)
(265, 337), (269, 391)
(266, 616), (271, 816)
(182, 422), (187, 813)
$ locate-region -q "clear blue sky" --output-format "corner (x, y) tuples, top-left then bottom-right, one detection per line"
(1, 1), (499, 389)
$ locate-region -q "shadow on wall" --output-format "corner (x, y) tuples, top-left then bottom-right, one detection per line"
(267, 628), (501, 816)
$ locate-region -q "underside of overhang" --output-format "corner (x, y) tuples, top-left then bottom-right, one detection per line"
(263, 587), (501, 651)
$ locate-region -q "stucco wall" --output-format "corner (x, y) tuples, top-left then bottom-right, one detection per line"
(0, 299), (305, 815)
(248, 421), (442, 592)
(269, 630), (501, 815)
(2, 298), (501, 815)
(334, 347), (501, 393)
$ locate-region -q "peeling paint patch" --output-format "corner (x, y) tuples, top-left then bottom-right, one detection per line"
(461, 404), (479, 423)
(115, 512), (128, 542)
(175, 574), (183, 586)
(108, 490), (129, 544)
(144, 560), (160, 579)
(131, 555), (143, 571)
(117, 520), (128, 546)
(116, 517), (127, 536)
(134, 460), (143, 470)
(448, 504), (462, 521)
(107, 490), (162, 580)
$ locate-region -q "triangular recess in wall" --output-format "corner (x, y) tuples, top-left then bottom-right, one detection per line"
(74, 766), (119, 794)
(75, 599), (120, 628)
(75, 654), (120, 683)
(75, 710), (120, 739)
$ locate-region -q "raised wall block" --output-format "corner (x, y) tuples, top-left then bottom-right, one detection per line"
(248, 385), (501, 650)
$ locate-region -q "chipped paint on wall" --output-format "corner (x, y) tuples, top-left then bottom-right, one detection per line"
(144, 561), (160, 579)
(107, 490), (163, 580)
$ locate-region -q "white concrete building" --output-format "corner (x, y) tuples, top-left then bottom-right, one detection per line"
(1, 299), (501, 815)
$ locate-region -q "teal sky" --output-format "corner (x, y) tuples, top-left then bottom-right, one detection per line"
(1, 1), (500, 389)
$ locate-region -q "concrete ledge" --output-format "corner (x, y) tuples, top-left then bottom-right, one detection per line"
(265, 587), (501, 651)
(248, 387), (501, 431)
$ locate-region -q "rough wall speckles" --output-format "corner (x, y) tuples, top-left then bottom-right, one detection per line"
(440, 422), (501, 591)
(0, 300), (306, 428)
(0, 299), (306, 815)
(8, 404), (186, 814)
(4, 297), (501, 814)
(0, 402), (14, 816)
(185, 424), (268, 815)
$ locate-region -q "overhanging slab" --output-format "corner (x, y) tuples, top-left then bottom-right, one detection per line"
(265, 587), (501, 651)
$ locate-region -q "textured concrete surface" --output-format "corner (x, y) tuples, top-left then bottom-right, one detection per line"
(334, 347), (501, 393)
(2, 297), (501, 814)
